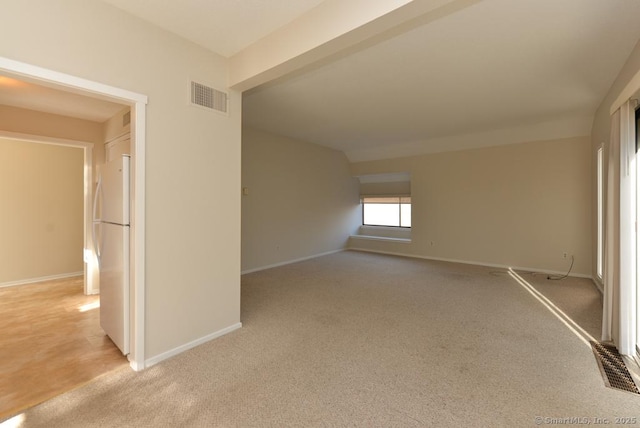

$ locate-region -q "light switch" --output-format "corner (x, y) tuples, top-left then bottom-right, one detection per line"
(242, 187), (249, 196)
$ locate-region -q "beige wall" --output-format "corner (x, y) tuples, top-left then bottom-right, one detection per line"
(0, 104), (104, 172)
(590, 39), (640, 346)
(242, 128), (360, 272)
(360, 181), (411, 196)
(104, 107), (131, 144)
(0, 105), (104, 294)
(350, 137), (592, 276)
(0, 105), (104, 144)
(0, 138), (84, 284)
(1, 0), (241, 360)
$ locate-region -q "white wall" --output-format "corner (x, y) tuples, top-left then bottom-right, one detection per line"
(0, 138), (84, 284)
(0, 0), (241, 360)
(350, 137), (592, 276)
(242, 128), (361, 272)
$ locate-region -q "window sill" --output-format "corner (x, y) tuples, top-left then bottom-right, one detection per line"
(349, 235), (412, 243)
(360, 225), (411, 231)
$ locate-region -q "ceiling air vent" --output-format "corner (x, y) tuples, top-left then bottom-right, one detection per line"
(191, 81), (228, 113)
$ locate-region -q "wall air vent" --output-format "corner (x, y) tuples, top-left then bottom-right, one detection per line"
(190, 81), (228, 113)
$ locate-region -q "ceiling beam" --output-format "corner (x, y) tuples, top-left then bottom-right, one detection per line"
(229, 0), (481, 92)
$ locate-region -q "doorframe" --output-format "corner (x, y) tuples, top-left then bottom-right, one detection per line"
(0, 57), (148, 371)
(0, 131), (95, 294)
(636, 105), (640, 366)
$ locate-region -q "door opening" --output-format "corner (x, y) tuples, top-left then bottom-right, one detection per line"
(0, 56), (147, 370)
(0, 133), (94, 293)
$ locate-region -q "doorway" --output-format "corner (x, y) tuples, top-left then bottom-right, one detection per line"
(0, 133), (94, 294)
(0, 56), (148, 370)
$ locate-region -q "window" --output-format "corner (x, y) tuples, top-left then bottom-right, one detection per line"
(597, 146), (603, 279)
(362, 196), (411, 227)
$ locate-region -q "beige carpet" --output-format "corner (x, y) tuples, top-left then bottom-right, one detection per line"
(6, 251), (640, 427)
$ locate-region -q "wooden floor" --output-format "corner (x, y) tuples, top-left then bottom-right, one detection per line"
(0, 276), (127, 421)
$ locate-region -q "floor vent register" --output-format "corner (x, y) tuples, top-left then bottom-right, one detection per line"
(590, 341), (640, 395)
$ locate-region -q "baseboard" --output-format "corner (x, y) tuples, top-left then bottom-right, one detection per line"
(145, 322), (242, 368)
(0, 271), (83, 288)
(129, 359), (144, 372)
(241, 249), (344, 275)
(349, 235), (411, 243)
(348, 248), (592, 279)
(591, 277), (604, 294)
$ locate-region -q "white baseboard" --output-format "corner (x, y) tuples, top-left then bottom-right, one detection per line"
(0, 271), (83, 288)
(591, 277), (604, 294)
(349, 235), (411, 243)
(241, 249), (344, 275)
(145, 322), (242, 368)
(129, 359), (144, 372)
(348, 248), (592, 279)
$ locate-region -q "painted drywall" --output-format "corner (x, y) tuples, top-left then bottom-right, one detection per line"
(104, 107), (131, 143)
(242, 128), (361, 272)
(590, 39), (640, 347)
(0, 105), (103, 144)
(0, 104), (104, 172)
(0, 105), (105, 295)
(359, 181), (410, 196)
(350, 136), (592, 276)
(230, 0), (424, 89)
(0, 0), (241, 361)
(0, 138), (83, 284)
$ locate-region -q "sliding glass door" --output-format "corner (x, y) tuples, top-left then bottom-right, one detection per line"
(597, 146), (604, 280)
(636, 106), (640, 360)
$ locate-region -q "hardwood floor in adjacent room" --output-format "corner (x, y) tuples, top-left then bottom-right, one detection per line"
(0, 276), (127, 421)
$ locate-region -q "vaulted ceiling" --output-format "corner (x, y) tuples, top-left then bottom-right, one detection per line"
(100, 0), (327, 57)
(104, 0), (640, 161)
(3, 0), (640, 162)
(242, 0), (640, 161)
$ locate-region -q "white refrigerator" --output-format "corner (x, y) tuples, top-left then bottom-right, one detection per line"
(93, 155), (130, 355)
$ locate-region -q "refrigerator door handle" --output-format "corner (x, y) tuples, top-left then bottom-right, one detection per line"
(92, 222), (102, 261)
(93, 176), (103, 261)
(93, 175), (102, 223)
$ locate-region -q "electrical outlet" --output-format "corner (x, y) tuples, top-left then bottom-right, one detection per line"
(430, 241), (435, 246)
(563, 252), (567, 259)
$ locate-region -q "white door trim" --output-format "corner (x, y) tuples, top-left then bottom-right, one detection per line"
(619, 101), (637, 356)
(0, 56), (148, 371)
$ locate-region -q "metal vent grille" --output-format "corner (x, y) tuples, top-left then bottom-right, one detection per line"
(590, 341), (640, 395)
(123, 111), (131, 127)
(191, 81), (227, 113)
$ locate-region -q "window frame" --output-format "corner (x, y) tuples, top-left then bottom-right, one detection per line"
(361, 195), (411, 228)
(597, 144), (604, 279)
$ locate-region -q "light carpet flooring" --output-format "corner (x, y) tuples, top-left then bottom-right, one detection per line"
(5, 251), (640, 427)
